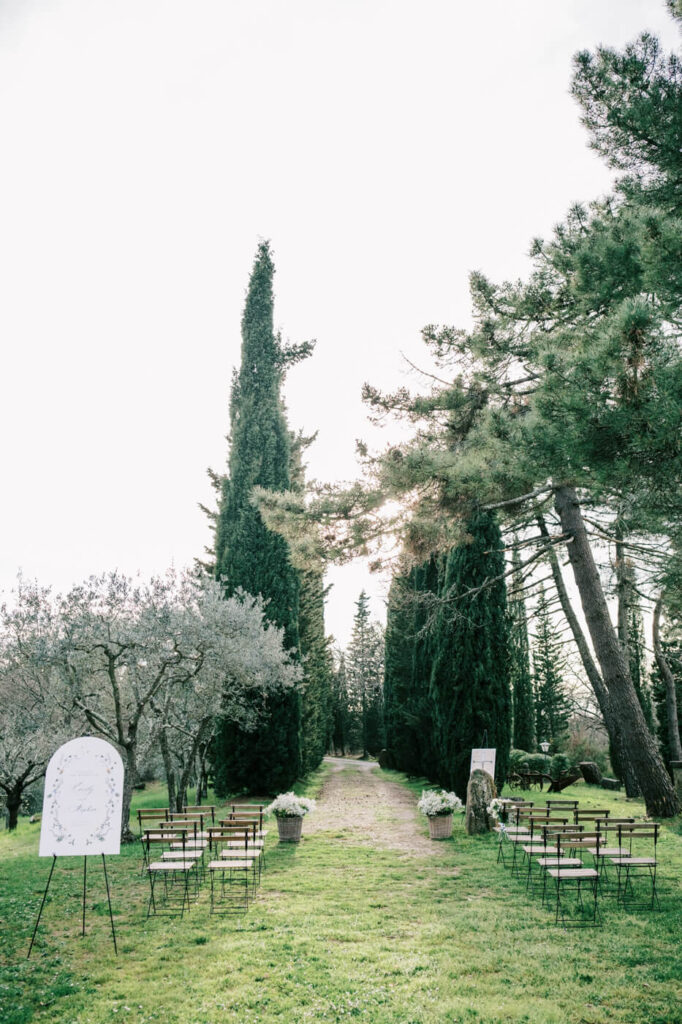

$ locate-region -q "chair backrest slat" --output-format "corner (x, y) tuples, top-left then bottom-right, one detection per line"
(184, 804), (216, 822)
(617, 822), (659, 841)
(574, 809), (610, 823)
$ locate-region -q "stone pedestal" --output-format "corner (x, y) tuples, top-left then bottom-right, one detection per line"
(465, 769), (496, 835)
(671, 761), (682, 805)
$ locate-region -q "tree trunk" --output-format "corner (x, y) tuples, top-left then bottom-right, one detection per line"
(197, 743), (209, 804)
(554, 486), (679, 817)
(120, 747), (138, 843)
(158, 730), (177, 813)
(615, 527), (630, 654)
(538, 514), (640, 796)
(361, 683), (368, 759)
(177, 719), (211, 812)
(6, 785), (22, 831)
(653, 595), (682, 763)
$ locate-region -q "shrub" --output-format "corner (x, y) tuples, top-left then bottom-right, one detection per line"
(550, 753), (574, 779)
(523, 753), (552, 774)
(508, 749), (531, 775)
(563, 719), (611, 776)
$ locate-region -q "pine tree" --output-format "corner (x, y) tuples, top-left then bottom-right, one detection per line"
(213, 241), (303, 795)
(428, 511), (512, 798)
(533, 585), (570, 747)
(346, 591), (385, 757)
(508, 547), (535, 752)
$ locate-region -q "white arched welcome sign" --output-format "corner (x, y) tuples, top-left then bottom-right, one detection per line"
(39, 736), (124, 857)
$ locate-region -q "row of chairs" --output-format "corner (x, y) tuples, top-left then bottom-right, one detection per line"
(142, 804), (268, 916)
(496, 798), (660, 927)
(137, 803), (268, 834)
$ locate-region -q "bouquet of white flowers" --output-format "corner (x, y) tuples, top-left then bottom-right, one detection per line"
(417, 789), (463, 818)
(266, 793), (316, 819)
(486, 797), (507, 821)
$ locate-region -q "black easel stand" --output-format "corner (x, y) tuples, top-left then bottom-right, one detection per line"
(27, 854), (117, 959)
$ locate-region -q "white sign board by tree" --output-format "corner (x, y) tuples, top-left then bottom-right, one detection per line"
(39, 737), (124, 857)
(470, 748), (496, 779)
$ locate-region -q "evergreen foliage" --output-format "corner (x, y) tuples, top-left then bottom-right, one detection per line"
(298, 568), (334, 774)
(508, 548), (535, 752)
(532, 585), (571, 747)
(628, 603), (655, 731)
(329, 653), (351, 756)
(230, 19), (682, 816)
(428, 511), (512, 798)
(384, 558), (440, 777)
(345, 591), (385, 757)
(213, 242), (303, 795)
(652, 636), (682, 766)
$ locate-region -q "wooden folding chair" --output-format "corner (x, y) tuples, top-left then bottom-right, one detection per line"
(213, 828), (261, 893)
(224, 809), (269, 839)
(147, 858), (200, 917)
(495, 803), (532, 864)
(574, 809), (610, 825)
(184, 804), (217, 824)
(141, 825), (185, 870)
(137, 807), (169, 837)
(231, 803), (266, 818)
(497, 806), (542, 867)
(609, 823), (660, 910)
(585, 819), (636, 884)
(545, 799), (579, 813)
(163, 819), (208, 879)
(145, 828), (200, 916)
(168, 812), (209, 836)
(544, 832), (601, 928)
(508, 815), (568, 877)
(207, 830), (254, 914)
(216, 821), (266, 876)
(525, 824), (584, 900)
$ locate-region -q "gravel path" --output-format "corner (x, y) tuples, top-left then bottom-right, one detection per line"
(304, 757), (437, 857)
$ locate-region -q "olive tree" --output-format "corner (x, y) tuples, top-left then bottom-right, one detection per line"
(0, 582), (67, 829)
(2, 571), (301, 841)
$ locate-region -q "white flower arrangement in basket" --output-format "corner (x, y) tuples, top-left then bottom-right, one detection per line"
(265, 792), (316, 819)
(417, 789), (463, 818)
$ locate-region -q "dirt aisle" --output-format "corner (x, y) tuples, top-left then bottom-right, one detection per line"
(305, 757), (437, 857)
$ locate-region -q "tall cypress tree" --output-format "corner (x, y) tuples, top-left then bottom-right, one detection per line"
(384, 557), (440, 776)
(508, 547), (535, 751)
(213, 241), (302, 794)
(298, 568), (334, 774)
(330, 653), (350, 756)
(428, 510), (511, 797)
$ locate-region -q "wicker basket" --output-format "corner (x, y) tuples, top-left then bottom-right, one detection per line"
(427, 813), (453, 840)
(276, 815), (304, 842)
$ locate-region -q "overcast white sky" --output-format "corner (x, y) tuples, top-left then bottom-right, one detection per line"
(0, 1), (678, 645)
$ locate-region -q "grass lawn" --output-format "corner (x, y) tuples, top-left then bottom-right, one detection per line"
(1, 767), (681, 1024)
